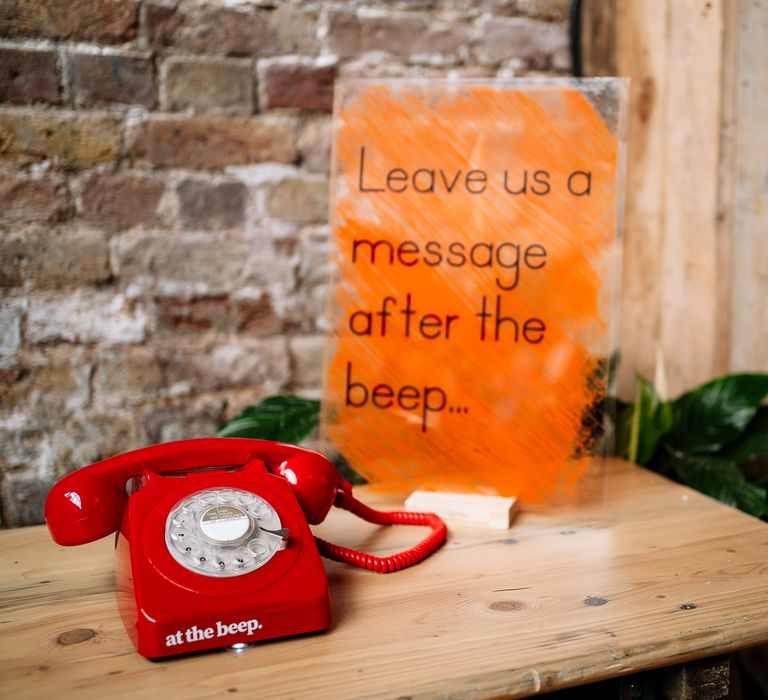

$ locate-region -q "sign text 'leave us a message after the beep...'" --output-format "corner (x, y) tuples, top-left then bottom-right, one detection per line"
(322, 80), (627, 503)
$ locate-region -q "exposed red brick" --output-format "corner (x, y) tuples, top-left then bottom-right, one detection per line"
(145, 0), (277, 56)
(1, 473), (56, 527)
(67, 52), (155, 108)
(0, 109), (121, 169)
(143, 0), (181, 47)
(78, 172), (164, 231)
(127, 115), (296, 169)
(261, 60), (334, 112)
(28, 291), (146, 344)
(0, 47), (61, 105)
(93, 339), (290, 406)
(0, 0), (139, 45)
(273, 3), (318, 55)
(359, 12), (468, 62)
(154, 297), (280, 336)
(178, 179), (246, 230)
(0, 174), (70, 225)
(141, 400), (227, 445)
(156, 297), (229, 334)
(93, 347), (173, 407)
(322, 8), (362, 58)
(235, 296), (282, 335)
(0, 236), (25, 286)
(520, 0), (571, 21)
(265, 176), (328, 224)
(360, 12), (428, 55)
(0, 227), (110, 289)
(476, 16), (569, 68)
(112, 231), (256, 298)
(161, 57), (253, 113)
(0, 300), (22, 356)
(297, 116), (332, 172)
(0, 0), (578, 530)
(288, 335), (324, 389)
(323, 9), (468, 63)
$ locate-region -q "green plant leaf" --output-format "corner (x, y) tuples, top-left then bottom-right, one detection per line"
(669, 453), (767, 517)
(669, 374), (768, 454)
(215, 395), (321, 444)
(627, 376), (672, 465)
(719, 406), (768, 464)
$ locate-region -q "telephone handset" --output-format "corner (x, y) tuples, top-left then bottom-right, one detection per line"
(45, 437), (446, 658)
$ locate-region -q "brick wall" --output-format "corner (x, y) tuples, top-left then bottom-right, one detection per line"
(0, 0), (571, 527)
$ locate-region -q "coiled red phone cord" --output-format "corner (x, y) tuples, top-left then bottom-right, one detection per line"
(314, 487), (447, 573)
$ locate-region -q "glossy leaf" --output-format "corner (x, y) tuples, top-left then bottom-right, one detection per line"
(628, 376), (672, 466)
(215, 395), (320, 444)
(670, 453), (767, 517)
(719, 406), (768, 463)
(669, 374), (768, 454)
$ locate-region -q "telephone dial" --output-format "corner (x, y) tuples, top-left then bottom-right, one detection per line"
(45, 438), (446, 658)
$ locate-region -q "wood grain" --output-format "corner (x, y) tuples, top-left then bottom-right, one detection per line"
(658, 0), (726, 394)
(1, 461), (767, 699)
(404, 490), (517, 529)
(614, 0), (669, 394)
(581, 0), (768, 397)
(727, 0), (768, 372)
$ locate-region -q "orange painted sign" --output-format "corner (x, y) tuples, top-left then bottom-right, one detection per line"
(322, 80), (627, 503)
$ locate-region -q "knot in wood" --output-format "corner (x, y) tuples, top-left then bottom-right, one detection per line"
(489, 600), (524, 612)
(57, 628), (96, 645)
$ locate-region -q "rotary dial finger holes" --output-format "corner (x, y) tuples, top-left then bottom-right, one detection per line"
(165, 488), (287, 578)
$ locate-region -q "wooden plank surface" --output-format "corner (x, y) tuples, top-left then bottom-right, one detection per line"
(581, 0), (768, 397)
(1, 461), (767, 699)
(612, 0), (669, 395)
(657, 0), (727, 395)
(727, 0), (768, 372)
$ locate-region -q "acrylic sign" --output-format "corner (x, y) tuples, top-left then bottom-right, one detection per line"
(322, 79), (627, 503)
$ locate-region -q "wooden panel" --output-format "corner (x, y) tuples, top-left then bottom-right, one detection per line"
(613, 0), (669, 396)
(1, 462), (768, 699)
(581, 0), (768, 397)
(657, 0), (726, 395)
(728, 0), (768, 372)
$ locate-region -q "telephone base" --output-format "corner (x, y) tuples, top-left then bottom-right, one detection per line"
(114, 459), (333, 659)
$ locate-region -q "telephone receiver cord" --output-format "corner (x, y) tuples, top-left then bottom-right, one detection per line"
(314, 485), (447, 573)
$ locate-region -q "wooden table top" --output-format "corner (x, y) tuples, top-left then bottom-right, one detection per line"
(1, 460), (767, 699)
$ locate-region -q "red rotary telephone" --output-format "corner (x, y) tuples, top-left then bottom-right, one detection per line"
(45, 438), (446, 658)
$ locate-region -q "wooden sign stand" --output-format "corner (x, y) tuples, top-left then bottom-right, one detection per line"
(405, 491), (517, 530)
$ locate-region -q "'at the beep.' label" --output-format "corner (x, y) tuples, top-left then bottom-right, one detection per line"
(165, 618), (263, 647)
